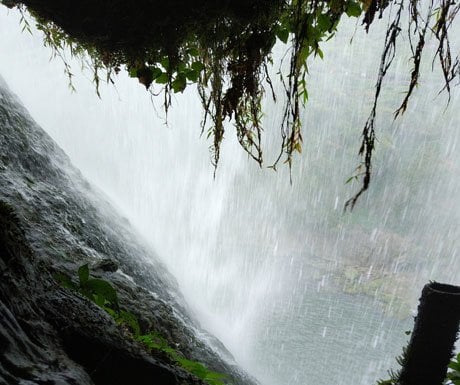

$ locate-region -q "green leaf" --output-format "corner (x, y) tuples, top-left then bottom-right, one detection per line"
(78, 264), (89, 285)
(128, 67), (137, 78)
(94, 293), (105, 307)
(191, 61), (205, 72)
(155, 72), (169, 84)
(150, 67), (163, 80)
(346, 1), (362, 17)
(185, 69), (199, 82)
(187, 47), (199, 57)
(276, 27), (289, 44)
(160, 57), (170, 70)
(103, 306), (117, 317)
(172, 73), (187, 93)
(345, 176), (356, 184)
(298, 46), (310, 67)
(54, 272), (77, 290)
(299, 86), (308, 104)
(316, 47), (324, 59)
(86, 278), (118, 306)
(377, 380), (395, 385)
(448, 372), (460, 379)
(79, 287), (94, 301)
(317, 14), (332, 32)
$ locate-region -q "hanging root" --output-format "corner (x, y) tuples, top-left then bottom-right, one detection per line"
(346, 0), (459, 210)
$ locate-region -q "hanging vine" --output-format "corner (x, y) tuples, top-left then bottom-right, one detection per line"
(3, 0), (459, 207)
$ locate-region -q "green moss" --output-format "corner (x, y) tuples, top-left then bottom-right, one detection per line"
(136, 332), (228, 385)
(56, 264), (230, 385)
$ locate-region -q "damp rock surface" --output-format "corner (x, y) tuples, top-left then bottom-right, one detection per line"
(0, 76), (257, 385)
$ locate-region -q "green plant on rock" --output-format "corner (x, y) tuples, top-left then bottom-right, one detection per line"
(376, 342), (460, 385)
(447, 353), (460, 385)
(137, 332), (228, 385)
(55, 264), (229, 385)
(55, 263), (119, 309)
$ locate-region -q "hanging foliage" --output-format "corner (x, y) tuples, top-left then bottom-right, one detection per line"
(2, 0), (459, 207)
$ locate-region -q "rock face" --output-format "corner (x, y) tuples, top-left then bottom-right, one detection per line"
(0, 76), (256, 385)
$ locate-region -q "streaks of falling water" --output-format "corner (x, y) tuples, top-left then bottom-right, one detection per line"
(0, 6), (459, 385)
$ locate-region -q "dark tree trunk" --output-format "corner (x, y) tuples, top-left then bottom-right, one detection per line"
(398, 282), (460, 385)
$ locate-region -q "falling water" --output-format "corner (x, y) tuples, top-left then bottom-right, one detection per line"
(0, 6), (459, 385)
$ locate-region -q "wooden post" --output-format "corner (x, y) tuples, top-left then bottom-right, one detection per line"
(398, 282), (460, 385)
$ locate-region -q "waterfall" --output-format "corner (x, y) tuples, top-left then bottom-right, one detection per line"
(1, 6), (459, 385)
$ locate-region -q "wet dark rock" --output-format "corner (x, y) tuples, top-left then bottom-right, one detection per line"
(93, 258), (119, 273)
(0, 76), (257, 385)
(3, 0), (281, 54)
